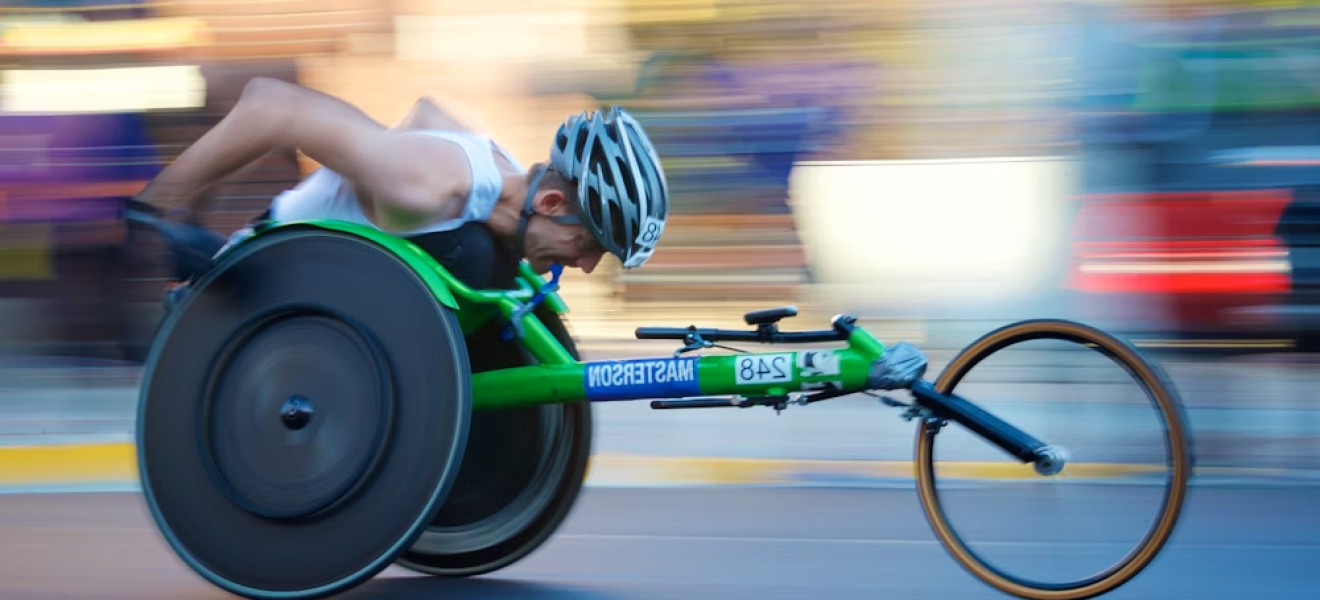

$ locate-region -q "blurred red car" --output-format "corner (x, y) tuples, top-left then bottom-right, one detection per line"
(1067, 186), (1320, 351)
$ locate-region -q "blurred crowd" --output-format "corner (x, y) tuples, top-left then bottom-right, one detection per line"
(1, 0), (1319, 362)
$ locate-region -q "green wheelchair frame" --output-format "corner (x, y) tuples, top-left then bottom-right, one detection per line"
(144, 219), (1195, 600)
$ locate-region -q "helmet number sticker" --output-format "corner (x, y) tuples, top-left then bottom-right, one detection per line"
(638, 216), (664, 245)
(735, 353), (794, 385)
(625, 215), (666, 268)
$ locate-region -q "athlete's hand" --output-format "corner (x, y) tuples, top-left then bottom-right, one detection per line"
(121, 197), (224, 282)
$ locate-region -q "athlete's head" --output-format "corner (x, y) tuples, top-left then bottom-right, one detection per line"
(515, 106), (670, 275)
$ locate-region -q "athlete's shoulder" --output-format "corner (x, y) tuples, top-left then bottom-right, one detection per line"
(406, 129), (522, 167)
(489, 139), (526, 173)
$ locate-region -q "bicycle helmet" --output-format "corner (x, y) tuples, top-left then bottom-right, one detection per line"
(517, 106), (670, 269)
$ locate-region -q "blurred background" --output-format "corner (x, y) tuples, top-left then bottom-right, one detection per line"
(0, 2), (1319, 597)
(4, 0), (1320, 360)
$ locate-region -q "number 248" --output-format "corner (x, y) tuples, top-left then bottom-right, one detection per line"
(738, 356), (789, 382)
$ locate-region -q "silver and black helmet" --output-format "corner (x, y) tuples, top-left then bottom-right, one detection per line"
(549, 106), (670, 269)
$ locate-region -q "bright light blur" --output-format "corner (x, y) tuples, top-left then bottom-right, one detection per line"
(2, 66), (207, 113)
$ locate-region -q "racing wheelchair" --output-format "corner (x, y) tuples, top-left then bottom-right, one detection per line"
(127, 214), (1194, 600)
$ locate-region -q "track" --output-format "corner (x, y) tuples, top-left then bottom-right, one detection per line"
(0, 485), (1315, 600)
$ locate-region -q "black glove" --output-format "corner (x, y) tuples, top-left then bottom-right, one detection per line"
(120, 198), (226, 283)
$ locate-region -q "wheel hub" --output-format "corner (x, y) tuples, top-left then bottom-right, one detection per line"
(202, 310), (395, 521)
(280, 395), (315, 431)
(1032, 445), (1071, 477)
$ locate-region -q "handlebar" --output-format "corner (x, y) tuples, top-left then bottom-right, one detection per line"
(634, 326), (846, 344)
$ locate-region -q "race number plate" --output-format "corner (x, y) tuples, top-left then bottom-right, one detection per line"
(734, 353), (794, 385)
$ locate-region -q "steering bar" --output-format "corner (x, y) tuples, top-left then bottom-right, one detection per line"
(634, 326), (847, 344)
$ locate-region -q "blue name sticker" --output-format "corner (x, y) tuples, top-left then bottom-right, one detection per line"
(583, 357), (701, 402)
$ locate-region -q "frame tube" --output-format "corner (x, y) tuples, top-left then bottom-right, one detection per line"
(470, 337), (883, 411)
(910, 380), (1048, 463)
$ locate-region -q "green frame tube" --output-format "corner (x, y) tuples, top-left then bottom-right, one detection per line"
(468, 333), (885, 411)
(234, 220), (888, 411)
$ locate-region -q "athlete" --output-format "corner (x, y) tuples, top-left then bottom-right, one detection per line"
(131, 78), (670, 292)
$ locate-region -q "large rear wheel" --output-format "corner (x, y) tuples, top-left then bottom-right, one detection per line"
(137, 227), (472, 600)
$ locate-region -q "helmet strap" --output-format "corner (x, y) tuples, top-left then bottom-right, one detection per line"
(515, 164), (547, 256)
(515, 164), (583, 257)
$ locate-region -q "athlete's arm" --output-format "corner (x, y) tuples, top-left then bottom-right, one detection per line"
(136, 78), (472, 231)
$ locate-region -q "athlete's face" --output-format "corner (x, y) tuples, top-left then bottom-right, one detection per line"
(524, 190), (607, 274)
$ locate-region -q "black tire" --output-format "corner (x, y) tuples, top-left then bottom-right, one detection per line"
(137, 227), (472, 600)
(394, 304), (593, 577)
(915, 319), (1193, 600)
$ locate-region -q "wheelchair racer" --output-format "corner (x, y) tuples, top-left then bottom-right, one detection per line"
(132, 78), (670, 293)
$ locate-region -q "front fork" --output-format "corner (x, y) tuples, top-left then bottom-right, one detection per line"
(869, 343), (1070, 476)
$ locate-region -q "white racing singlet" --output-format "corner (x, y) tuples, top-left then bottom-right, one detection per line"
(221, 130), (525, 252)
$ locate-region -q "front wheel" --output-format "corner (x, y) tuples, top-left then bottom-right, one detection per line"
(915, 319), (1194, 600)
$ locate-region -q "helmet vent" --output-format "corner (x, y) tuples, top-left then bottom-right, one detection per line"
(609, 205), (627, 248)
(588, 187), (604, 225)
(573, 129), (589, 162)
(616, 157), (638, 201)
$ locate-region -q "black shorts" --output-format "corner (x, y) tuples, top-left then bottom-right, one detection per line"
(406, 222), (522, 292)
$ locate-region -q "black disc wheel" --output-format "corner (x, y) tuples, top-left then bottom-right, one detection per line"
(395, 306), (593, 577)
(915, 319), (1194, 600)
(136, 226), (472, 600)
